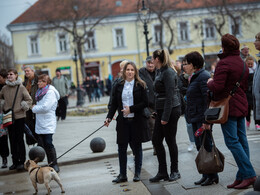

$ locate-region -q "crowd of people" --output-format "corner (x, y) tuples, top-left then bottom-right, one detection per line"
(0, 32), (259, 191)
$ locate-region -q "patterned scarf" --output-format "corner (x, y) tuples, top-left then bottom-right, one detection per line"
(35, 85), (49, 102)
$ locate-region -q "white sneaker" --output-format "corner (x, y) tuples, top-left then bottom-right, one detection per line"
(187, 143), (194, 152)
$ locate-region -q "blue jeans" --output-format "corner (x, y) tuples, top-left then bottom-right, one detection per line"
(221, 116), (256, 180)
(38, 134), (54, 151)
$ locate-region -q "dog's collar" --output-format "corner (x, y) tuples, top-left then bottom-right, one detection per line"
(29, 167), (41, 183)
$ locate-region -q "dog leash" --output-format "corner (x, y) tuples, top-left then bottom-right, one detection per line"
(48, 124), (105, 166)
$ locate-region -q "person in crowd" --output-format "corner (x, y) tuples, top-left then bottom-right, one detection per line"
(32, 74), (60, 173)
(108, 60), (128, 110)
(149, 49), (181, 183)
(183, 51), (219, 186)
(207, 33), (256, 189)
(92, 75), (100, 102)
(52, 68), (69, 121)
(0, 69), (9, 168)
(253, 32), (260, 131)
(83, 76), (93, 103)
(178, 61), (195, 152)
(245, 56), (257, 130)
(105, 77), (112, 96)
(139, 56), (156, 155)
(23, 65), (38, 145)
(0, 68), (32, 170)
(240, 45), (257, 63)
(104, 61), (150, 183)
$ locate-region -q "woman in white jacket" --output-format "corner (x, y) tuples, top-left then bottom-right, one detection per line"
(32, 74), (60, 172)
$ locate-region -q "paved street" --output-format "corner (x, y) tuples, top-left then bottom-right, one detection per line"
(0, 95), (259, 195)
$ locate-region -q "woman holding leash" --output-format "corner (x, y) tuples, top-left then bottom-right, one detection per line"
(32, 74), (60, 173)
(104, 61), (150, 183)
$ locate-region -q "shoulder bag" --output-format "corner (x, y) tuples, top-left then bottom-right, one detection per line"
(195, 131), (225, 174)
(204, 62), (246, 124)
(3, 85), (20, 128)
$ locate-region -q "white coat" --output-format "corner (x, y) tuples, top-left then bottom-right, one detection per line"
(32, 85), (60, 134)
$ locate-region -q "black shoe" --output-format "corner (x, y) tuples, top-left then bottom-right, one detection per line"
(194, 177), (207, 185)
(201, 177), (219, 186)
(1, 157), (7, 168)
(51, 164), (60, 173)
(112, 174), (127, 183)
(133, 174), (140, 182)
(149, 173), (169, 182)
(16, 164), (24, 171)
(9, 164), (17, 170)
(169, 171), (181, 182)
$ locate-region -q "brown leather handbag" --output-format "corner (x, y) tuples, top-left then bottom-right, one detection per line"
(195, 131), (225, 174)
(204, 62), (246, 124)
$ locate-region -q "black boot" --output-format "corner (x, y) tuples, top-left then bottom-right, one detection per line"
(2, 157), (7, 168)
(47, 148), (60, 173)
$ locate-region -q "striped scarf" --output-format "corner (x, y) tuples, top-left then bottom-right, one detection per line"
(35, 85), (49, 102)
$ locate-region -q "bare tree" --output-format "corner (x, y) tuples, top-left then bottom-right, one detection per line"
(37, 0), (112, 78)
(139, 0), (180, 54)
(0, 32), (14, 69)
(203, 0), (258, 37)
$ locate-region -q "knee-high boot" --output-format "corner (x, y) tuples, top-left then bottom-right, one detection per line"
(46, 148), (60, 173)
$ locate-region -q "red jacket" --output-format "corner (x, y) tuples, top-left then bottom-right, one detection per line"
(207, 50), (249, 117)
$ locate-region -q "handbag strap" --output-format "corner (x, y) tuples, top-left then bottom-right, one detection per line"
(201, 130), (216, 147)
(230, 62), (246, 96)
(11, 85), (20, 110)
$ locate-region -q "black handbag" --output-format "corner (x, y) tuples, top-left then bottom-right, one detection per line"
(195, 131), (225, 174)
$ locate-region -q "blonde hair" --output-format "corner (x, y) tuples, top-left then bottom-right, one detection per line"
(245, 56), (254, 62)
(122, 62), (146, 88)
(152, 49), (171, 67)
(255, 32), (260, 40)
(120, 60), (128, 69)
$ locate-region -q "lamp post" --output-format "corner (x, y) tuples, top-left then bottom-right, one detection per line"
(72, 47), (84, 106)
(139, 0), (150, 57)
(200, 21), (205, 59)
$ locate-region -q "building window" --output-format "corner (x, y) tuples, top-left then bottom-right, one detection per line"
(85, 31), (96, 51)
(204, 19), (215, 39)
(154, 25), (162, 44)
(179, 22), (189, 41)
(29, 36), (39, 55)
(113, 28), (125, 48)
(58, 34), (68, 52)
(230, 16), (242, 36)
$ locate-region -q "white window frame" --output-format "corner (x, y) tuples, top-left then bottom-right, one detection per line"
(84, 30), (97, 51)
(56, 33), (69, 53)
(152, 24), (163, 45)
(27, 35), (40, 56)
(178, 21), (190, 42)
(203, 19), (216, 40)
(229, 16), (242, 37)
(112, 27), (126, 48)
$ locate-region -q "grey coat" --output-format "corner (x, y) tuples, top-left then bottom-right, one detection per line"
(253, 58), (260, 120)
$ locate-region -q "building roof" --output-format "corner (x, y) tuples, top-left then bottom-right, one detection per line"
(10, 0), (259, 25)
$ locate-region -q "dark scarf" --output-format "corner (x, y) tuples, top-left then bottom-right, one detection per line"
(35, 85), (49, 102)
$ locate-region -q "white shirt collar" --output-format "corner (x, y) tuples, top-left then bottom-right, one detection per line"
(125, 79), (134, 85)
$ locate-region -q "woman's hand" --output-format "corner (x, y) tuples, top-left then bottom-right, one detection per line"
(104, 118), (111, 127)
(207, 78), (213, 84)
(202, 123), (211, 130)
(161, 120), (168, 125)
(121, 106), (130, 117)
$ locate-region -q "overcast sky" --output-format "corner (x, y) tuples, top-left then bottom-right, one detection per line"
(0, 0), (38, 44)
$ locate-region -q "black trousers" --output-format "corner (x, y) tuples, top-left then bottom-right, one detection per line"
(152, 106), (181, 173)
(8, 118), (26, 165)
(56, 96), (68, 120)
(0, 135), (9, 158)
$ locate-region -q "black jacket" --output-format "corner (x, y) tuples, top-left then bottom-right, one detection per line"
(186, 69), (210, 123)
(107, 80), (150, 144)
(154, 66), (180, 122)
(139, 67), (155, 109)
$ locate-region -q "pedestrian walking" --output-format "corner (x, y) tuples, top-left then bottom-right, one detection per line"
(0, 69), (9, 168)
(32, 74), (60, 173)
(0, 68), (32, 170)
(183, 51), (219, 186)
(83, 76), (93, 103)
(104, 61), (150, 183)
(92, 75), (100, 102)
(53, 68), (69, 121)
(139, 56), (156, 155)
(207, 33), (256, 189)
(253, 32), (260, 131)
(149, 49), (181, 183)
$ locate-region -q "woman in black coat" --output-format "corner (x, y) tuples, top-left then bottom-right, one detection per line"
(104, 61), (150, 183)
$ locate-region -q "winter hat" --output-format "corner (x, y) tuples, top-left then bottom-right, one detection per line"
(221, 33), (240, 52)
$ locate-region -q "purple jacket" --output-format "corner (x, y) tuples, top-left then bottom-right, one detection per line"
(207, 50), (249, 117)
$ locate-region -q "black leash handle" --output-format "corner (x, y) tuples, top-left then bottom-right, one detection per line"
(48, 124), (105, 166)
